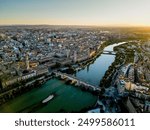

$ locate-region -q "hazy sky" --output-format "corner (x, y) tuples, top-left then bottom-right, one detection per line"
(0, 0), (150, 26)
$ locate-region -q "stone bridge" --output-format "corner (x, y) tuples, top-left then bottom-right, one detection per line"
(53, 72), (101, 93)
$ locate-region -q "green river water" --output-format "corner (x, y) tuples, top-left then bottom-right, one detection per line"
(0, 78), (97, 112)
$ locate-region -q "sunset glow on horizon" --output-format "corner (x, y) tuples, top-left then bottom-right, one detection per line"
(0, 0), (150, 27)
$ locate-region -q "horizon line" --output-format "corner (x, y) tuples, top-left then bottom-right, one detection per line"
(0, 24), (150, 28)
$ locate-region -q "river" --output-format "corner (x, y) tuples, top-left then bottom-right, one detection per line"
(75, 42), (126, 86)
(0, 42), (126, 113)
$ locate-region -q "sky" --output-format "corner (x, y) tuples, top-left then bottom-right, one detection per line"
(0, 0), (150, 26)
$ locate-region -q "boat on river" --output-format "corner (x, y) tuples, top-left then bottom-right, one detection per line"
(42, 95), (54, 103)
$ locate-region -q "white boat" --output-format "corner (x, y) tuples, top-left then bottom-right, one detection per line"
(42, 95), (54, 103)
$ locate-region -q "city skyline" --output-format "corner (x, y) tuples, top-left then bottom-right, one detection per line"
(0, 0), (150, 27)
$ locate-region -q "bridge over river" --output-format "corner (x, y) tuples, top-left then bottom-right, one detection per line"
(53, 72), (101, 94)
(102, 50), (116, 55)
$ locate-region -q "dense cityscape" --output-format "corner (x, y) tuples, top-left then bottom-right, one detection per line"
(0, 25), (149, 113)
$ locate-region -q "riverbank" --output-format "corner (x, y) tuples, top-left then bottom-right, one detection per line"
(0, 74), (53, 105)
(99, 41), (137, 88)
